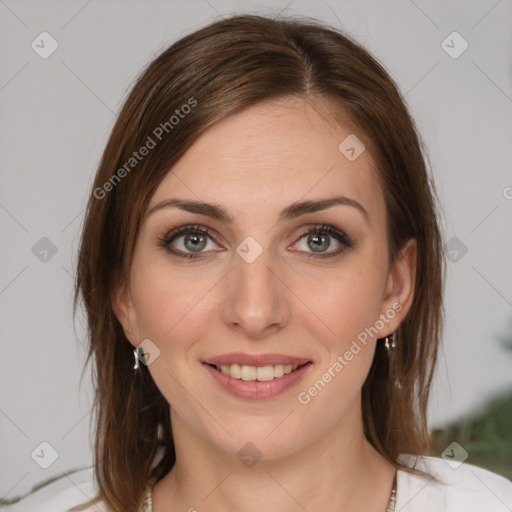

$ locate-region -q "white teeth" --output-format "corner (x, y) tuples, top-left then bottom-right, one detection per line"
(256, 366), (274, 381)
(241, 365), (257, 381)
(215, 363), (301, 381)
(274, 365), (285, 378)
(226, 363), (241, 379)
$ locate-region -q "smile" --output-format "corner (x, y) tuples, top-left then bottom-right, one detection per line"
(202, 355), (313, 400)
(210, 363), (307, 381)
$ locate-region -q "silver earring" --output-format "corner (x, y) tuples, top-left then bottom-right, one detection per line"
(133, 347), (140, 370)
(133, 347), (145, 371)
(383, 331), (401, 388)
(384, 333), (396, 351)
(130, 328), (143, 372)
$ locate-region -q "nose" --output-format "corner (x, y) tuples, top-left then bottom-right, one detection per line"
(220, 246), (290, 340)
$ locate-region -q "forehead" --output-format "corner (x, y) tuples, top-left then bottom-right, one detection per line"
(148, 96), (385, 226)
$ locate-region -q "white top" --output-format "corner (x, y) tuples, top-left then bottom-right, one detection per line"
(2, 455), (512, 511)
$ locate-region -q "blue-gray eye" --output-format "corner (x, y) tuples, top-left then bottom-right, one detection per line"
(159, 223), (353, 259)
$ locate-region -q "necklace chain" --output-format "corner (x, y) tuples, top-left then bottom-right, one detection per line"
(386, 471), (397, 512)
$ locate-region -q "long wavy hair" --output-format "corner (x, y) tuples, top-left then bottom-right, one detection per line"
(72, 13), (445, 512)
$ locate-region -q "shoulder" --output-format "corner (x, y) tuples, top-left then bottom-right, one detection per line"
(0, 467), (106, 512)
(396, 454), (512, 511)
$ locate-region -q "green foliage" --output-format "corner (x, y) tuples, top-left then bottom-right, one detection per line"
(430, 389), (512, 480)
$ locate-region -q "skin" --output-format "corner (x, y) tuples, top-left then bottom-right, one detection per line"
(112, 96), (417, 512)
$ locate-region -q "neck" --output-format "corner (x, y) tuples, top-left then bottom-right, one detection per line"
(152, 402), (397, 512)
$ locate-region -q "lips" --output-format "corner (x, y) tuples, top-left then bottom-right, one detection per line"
(201, 352), (313, 400)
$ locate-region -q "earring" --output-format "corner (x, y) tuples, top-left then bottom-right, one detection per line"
(129, 328), (143, 372)
(384, 333), (396, 351)
(133, 347), (140, 370)
(133, 347), (145, 371)
(383, 331), (401, 388)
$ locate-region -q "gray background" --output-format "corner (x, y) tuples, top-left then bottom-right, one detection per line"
(1, 0), (511, 500)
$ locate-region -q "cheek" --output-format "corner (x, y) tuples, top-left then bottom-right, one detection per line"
(305, 263), (385, 345)
(129, 259), (214, 413)
(295, 272), (384, 427)
(130, 256), (216, 346)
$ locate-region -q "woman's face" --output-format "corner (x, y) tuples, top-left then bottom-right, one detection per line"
(113, 96), (416, 461)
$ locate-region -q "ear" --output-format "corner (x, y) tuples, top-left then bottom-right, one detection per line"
(379, 238), (417, 337)
(110, 274), (138, 348)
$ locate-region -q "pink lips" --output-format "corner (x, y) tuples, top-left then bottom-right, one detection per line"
(202, 353), (313, 400)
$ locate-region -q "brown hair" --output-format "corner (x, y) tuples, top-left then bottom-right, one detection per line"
(72, 13), (445, 512)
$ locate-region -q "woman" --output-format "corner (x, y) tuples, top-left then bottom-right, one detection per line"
(5, 13), (511, 512)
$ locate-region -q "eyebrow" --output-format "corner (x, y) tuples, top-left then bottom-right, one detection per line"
(146, 196), (370, 226)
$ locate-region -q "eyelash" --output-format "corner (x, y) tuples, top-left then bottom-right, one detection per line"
(157, 223), (354, 260)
